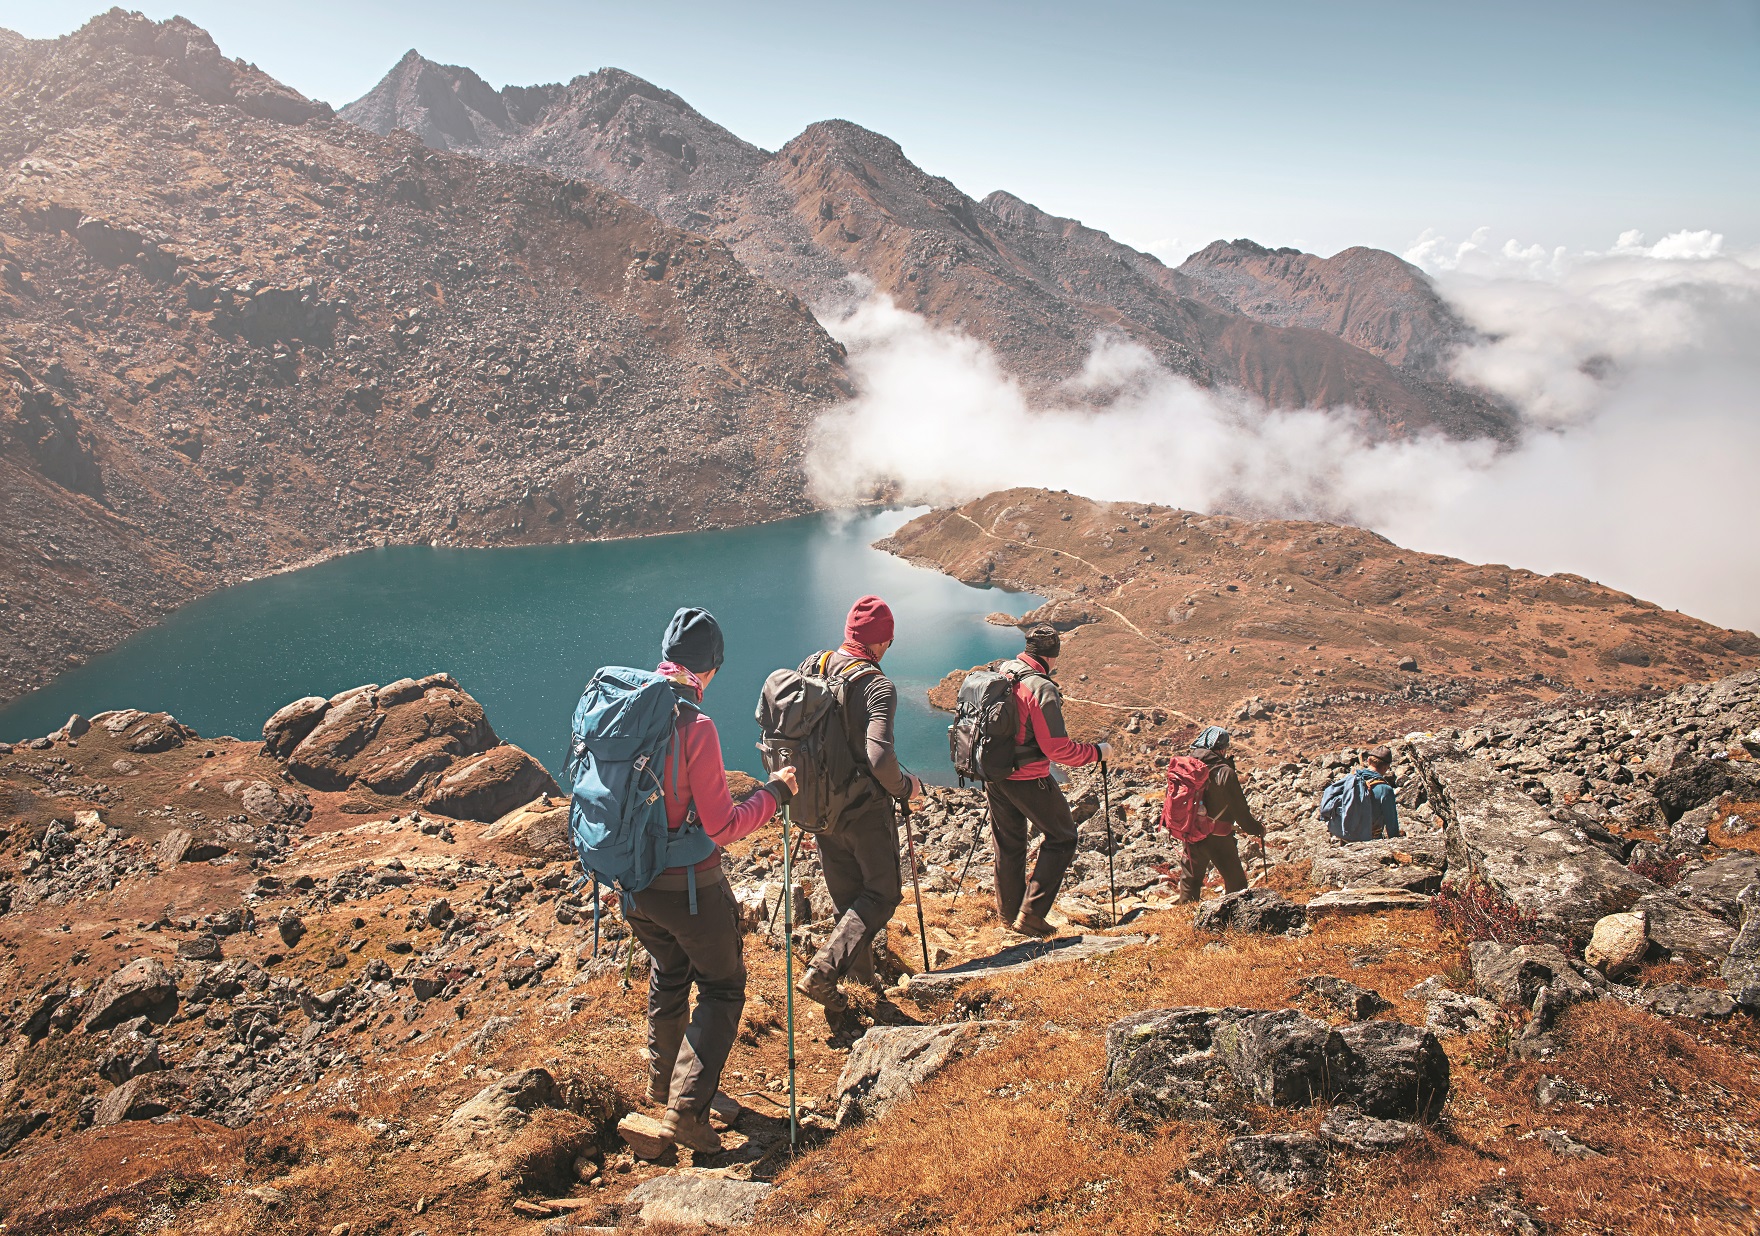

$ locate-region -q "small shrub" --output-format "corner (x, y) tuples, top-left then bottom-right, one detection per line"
(1630, 853), (1689, 887)
(1432, 879), (1544, 946)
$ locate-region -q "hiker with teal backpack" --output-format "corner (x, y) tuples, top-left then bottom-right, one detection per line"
(1318, 744), (1401, 843)
(566, 607), (797, 1155)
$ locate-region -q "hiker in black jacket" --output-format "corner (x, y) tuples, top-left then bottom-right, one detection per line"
(793, 595), (924, 1025)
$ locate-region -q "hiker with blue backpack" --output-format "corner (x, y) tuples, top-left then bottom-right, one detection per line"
(1318, 744), (1401, 843)
(566, 607), (797, 1155)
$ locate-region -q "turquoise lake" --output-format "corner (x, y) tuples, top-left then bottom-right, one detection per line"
(0, 510), (1042, 784)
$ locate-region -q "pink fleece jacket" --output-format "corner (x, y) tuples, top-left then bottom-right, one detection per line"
(657, 662), (779, 871)
(1009, 653), (1101, 780)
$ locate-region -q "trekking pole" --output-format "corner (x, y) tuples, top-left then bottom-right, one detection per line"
(899, 796), (932, 974)
(765, 823), (794, 937)
(591, 872), (601, 960)
(781, 805), (799, 1151)
(1099, 759), (1118, 929)
(950, 805), (989, 908)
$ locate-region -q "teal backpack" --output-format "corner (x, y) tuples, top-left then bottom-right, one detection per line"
(567, 667), (716, 921)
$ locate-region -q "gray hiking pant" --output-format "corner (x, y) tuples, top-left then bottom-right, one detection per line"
(625, 873), (746, 1120)
(987, 775), (1079, 923)
(809, 803), (902, 983)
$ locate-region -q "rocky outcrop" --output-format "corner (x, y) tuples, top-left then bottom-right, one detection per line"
(1409, 737), (1737, 960)
(263, 677), (559, 821)
(1193, 888), (1306, 935)
(833, 1021), (1017, 1127)
(83, 957), (177, 1031)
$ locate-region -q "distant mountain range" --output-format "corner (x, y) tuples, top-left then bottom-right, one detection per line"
(343, 52), (1513, 441)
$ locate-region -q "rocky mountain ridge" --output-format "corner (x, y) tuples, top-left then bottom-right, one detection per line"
(0, 12), (846, 707)
(342, 53), (1513, 440)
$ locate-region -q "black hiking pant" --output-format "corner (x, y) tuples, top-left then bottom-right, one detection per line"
(808, 801), (902, 984)
(987, 775), (1079, 923)
(1176, 833), (1248, 903)
(625, 872), (746, 1120)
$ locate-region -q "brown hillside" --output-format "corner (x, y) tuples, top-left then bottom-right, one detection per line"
(342, 56), (1514, 439)
(879, 489), (1760, 753)
(0, 13), (846, 705)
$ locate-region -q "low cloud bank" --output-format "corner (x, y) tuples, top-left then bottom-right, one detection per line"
(806, 236), (1760, 633)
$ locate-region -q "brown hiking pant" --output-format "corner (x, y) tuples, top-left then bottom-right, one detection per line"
(625, 874), (746, 1120)
(987, 775), (1079, 923)
(809, 803), (902, 984)
(1176, 833), (1248, 903)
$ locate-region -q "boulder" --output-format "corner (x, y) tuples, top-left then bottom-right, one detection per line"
(1193, 888), (1306, 935)
(1721, 881), (1760, 996)
(1318, 1105), (1424, 1153)
(1305, 888), (1433, 915)
(1640, 983), (1736, 1020)
(261, 695), (328, 758)
(93, 1069), (193, 1125)
(447, 1068), (560, 1141)
(1410, 739), (1735, 959)
(834, 1021), (1017, 1127)
(483, 796), (572, 861)
(286, 688), (384, 788)
(1308, 837), (1445, 894)
(1653, 761), (1760, 824)
(1332, 1020), (1450, 1121)
(1214, 1010), (1342, 1108)
(95, 1020), (163, 1084)
(109, 712), (193, 753)
(422, 745), (559, 822)
(627, 1169), (773, 1227)
(1425, 992), (1499, 1038)
(1584, 911), (1648, 977)
(1468, 941), (1595, 1008)
(1103, 1007), (1233, 1128)
(1227, 1132), (1328, 1194)
(83, 958), (177, 1031)
(1675, 855), (1760, 925)
(237, 780), (311, 827)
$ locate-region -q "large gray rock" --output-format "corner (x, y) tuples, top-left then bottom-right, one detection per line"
(83, 958), (177, 1031)
(1215, 1010), (1342, 1108)
(447, 1067), (558, 1140)
(1468, 941), (1595, 1007)
(834, 1021), (1017, 1127)
(1103, 1007), (1234, 1128)
(1227, 1132), (1328, 1194)
(93, 1069), (192, 1125)
(1722, 881), (1760, 998)
(1333, 1020), (1450, 1121)
(1425, 991), (1499, 1038)
(1641, 983), (1737, 1020)
(903, 934), (1144, 1000)
(1193, 888), (1306, 935)
(1653, 761), (1760, 824)
(627, 1169), (772, 1227)
(1308, 836), (1445, 893)
(1675, 854), (1760, 925)
(1305, 888), (1432, 915)
(1318, 1105), (1424, 1153)
(261, 695), (328, 758)
(1409, 739), (1735, 960)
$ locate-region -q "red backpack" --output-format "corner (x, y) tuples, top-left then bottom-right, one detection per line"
(1160, 755), (1216, 844)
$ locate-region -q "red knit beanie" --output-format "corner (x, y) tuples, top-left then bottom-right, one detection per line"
(844, 595), (895, 647)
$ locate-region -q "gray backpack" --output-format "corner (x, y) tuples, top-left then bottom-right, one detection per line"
(755, 651), (881, 831)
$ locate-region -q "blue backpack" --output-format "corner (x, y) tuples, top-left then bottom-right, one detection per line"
(566, 667), (717, 914)
(1319, 769), (1386, 843)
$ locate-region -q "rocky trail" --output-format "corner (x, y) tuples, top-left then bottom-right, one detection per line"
(0, 650), (1755, 1232)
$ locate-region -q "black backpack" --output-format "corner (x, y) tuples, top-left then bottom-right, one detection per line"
(755, 651), (882, 832)
(949, 664), (1031, 783)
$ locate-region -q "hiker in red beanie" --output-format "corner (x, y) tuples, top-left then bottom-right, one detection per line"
(792, 595), (923, 1026)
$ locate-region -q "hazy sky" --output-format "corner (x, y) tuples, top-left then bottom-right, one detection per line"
(5, 1), (1756, 262)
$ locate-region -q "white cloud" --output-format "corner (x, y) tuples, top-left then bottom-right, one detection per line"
(806, 231), (1760, 633)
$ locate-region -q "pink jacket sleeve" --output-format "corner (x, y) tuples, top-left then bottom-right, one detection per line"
(1024, 690), (1100, 768)
(667, 712), (778, 847)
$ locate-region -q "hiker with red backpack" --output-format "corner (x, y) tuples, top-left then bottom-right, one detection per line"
(1160, 726), (1265, 902)
(984, 624), (1111, 938)
(569, 607), (797, 1155)
(786, 596), (925, 1025)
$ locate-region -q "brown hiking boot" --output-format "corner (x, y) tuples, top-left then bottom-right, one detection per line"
(1012, 909), (1058, 939)
(659, 1106), (723, 1154)
(795, 966), (848, 1014)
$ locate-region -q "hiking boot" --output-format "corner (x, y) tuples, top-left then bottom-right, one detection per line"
(795, 966), (848, 1014)
(1011, 909), (1058, 939)
(659, 1106), (723, 1154)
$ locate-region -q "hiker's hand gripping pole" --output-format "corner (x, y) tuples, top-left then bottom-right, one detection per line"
(899, 795), (933, 974)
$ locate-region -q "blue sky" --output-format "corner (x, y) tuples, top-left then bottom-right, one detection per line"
(5, 1), (1756, 263)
